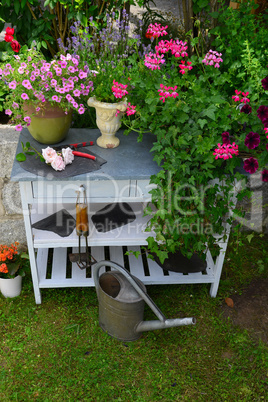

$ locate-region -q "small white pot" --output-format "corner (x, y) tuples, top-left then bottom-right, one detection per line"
(0, 275), (22, 298)
(87, 97), (127, 148)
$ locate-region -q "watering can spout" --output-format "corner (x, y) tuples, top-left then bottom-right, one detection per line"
(136, 317), (196, 333)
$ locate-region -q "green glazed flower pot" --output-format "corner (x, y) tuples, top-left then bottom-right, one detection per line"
(23, 102), (73, 144)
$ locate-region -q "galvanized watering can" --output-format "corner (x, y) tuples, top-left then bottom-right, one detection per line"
(93, 261), (196, 342)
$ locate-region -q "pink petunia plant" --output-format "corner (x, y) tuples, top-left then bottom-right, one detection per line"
(0, 47), (94, 132)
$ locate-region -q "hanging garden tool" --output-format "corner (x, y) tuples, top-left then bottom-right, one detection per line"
(69, 185), (96, 269)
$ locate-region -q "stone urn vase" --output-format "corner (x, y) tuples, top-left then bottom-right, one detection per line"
(87, 97), (127, 148)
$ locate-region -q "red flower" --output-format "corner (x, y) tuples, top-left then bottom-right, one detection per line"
(244, 132), (260, 150)
(5, 27), (14, 35)
(241, 104), (252, 114)
(145, 32), (154, 39)
(261, 169), (268, 182)
(243, 157), (259, 174)
(11, 40), (21, 53)
(261, 76), (268, 91)
(4, 34), (14, 43)
(221, 131), (230, 145)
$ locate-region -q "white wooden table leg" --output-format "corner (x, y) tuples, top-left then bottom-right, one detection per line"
(20, 182), (42, 304)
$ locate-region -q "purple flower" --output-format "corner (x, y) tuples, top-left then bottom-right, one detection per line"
(241, 104), (252, 114)
(221, 131), (230, 145)
(243, 157), (259, 174)
(257, 105), (268, 122)
(244, 132), (260, 149)
(261, 76), (268, 91)
(261, 169), (268, 182)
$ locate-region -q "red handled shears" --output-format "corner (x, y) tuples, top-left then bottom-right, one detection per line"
(54, 141), (96, 161)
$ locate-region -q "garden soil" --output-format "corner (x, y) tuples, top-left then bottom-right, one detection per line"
(0, 0), (267, 346)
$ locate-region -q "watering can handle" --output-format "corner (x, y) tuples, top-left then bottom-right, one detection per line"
(92, 260), (167, 322)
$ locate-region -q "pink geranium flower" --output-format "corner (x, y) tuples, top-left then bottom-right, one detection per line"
(144, 53), (165, 71)
(213, 143), (239, 160)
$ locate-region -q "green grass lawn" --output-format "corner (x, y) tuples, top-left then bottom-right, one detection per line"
(1, 233), (267, 401)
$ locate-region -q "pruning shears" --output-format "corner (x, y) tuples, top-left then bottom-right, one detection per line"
(54, 141), (96, 161)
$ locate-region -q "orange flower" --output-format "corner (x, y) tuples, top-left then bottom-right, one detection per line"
(0, 263), (8, 273)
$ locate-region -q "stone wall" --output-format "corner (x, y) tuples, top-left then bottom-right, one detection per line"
(0, 125), (26, 245)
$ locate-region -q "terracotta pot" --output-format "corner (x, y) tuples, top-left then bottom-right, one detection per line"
(87, 97), (127, 148)
(23, 102), (72, 144)
(0, 275), (22, 298)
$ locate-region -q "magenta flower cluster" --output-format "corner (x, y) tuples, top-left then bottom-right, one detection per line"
(112, 80), (128, 99)
(158, 84), (178, 103)
(144, 53), (165, 71)
(155, 39), (188, 58)
(202, 50), (223, 68)
(232, 90), (250, 104)
(146, 23), (168, 39)
(213, 143), (239, 160)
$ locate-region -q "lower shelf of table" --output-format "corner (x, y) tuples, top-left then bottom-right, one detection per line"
(36, 245), (217, 288)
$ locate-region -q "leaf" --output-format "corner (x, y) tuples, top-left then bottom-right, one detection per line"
(14, 0), (20, 15)
(16, 153), (26, 162)
(197, 119), (207, 129)
(246, 233), (254, 243)
(225, 298), (234, 308)
(177, 111), (189, 124)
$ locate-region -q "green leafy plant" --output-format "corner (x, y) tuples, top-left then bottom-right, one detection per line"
(122, 23), (268, 263)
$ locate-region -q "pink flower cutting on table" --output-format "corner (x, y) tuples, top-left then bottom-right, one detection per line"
(62, 147), (74, 165)
(42, 147), (57, 164)
(213, 143), (239, 160)
(51, 155), (65, 171)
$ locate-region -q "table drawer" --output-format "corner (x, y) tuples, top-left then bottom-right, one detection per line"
(32, 179), (131, 200)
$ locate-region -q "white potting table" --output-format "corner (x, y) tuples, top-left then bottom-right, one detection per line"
(11, 128), (234, 304)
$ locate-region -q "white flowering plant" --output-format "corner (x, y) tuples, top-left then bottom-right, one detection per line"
(0, 43), (94, 132)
